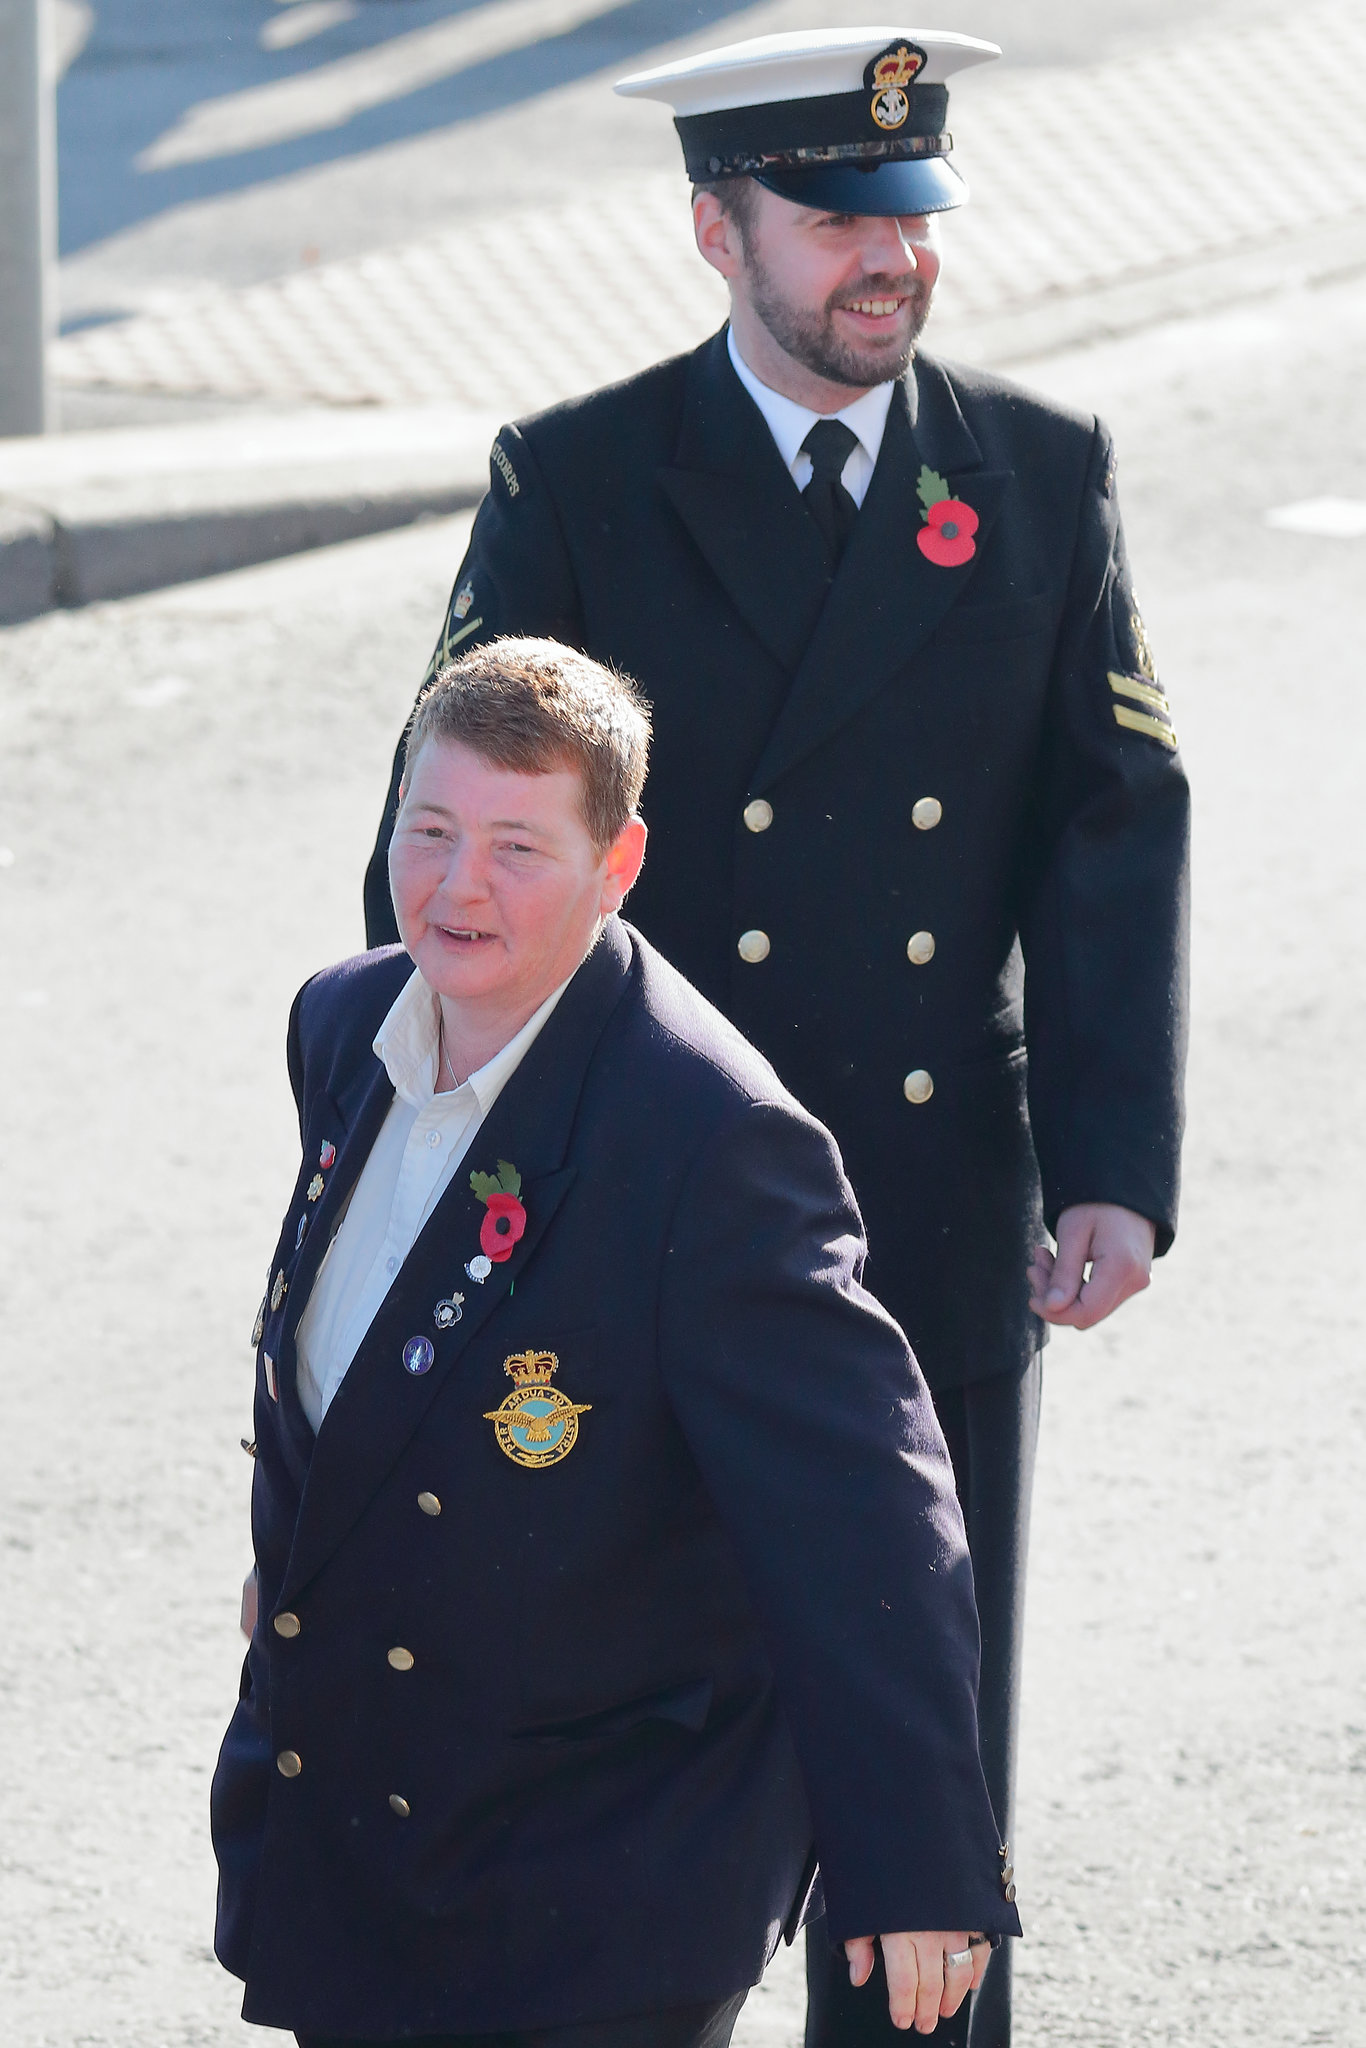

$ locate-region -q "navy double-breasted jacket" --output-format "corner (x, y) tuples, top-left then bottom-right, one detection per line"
(363, 331), (1190, 1389)
(212, 918), (1019, 2039)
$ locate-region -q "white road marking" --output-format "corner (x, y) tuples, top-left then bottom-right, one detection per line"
(1265, 497), (1366, 539)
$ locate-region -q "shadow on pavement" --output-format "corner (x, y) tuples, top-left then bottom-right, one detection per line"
(58, 0), (756, 259)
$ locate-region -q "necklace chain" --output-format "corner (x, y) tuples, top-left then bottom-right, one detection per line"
(439, 1011), (461, 1090)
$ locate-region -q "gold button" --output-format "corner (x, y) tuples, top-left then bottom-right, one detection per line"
(389, 1794), (411, 1817)
(912, 796), (943, 831)
(1002, 1864), (1015, 1884)
(906, 930), (936, 966)
(276, 1750), (302, 1778)
(272, 1611), (301, 1639)
(903, 1069), (934, 1104)
(1004, 1880), (1017, 1903)
(417, 1491), (442, 1517)
(387, 1646), (415, 1671)
(742, 799), (773, 833)
(737, 929), (771, 964)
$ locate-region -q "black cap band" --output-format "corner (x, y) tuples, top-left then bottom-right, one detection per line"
(677, 83), (950, 181)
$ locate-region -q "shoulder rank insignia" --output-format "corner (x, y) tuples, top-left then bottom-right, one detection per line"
(484, 1352), (591, 1469)
(1108, 672), (1177, 750)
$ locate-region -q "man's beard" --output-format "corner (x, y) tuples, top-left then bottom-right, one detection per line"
(744, 255), (931, 388)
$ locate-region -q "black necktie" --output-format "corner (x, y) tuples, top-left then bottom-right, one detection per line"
(801, 419), (860, 566)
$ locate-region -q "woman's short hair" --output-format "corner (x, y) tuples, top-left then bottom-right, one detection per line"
(403, 637), (652, 853)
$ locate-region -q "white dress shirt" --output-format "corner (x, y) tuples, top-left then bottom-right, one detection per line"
(727, 325), (896, 510)
(295, 969), (568, 1432)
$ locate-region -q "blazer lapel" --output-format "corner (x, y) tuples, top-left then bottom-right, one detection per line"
(278, 920), (635, 1605)
(657, 329), (832, 674)
(749, 354), (1014, 793)
(271, 1059), (397, 1468)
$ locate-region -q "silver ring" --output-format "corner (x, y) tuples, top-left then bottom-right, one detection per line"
(945, 1949), (972, 1970)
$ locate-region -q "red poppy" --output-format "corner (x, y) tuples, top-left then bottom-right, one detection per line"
(480, 1192), (527, 1262)
(917, 498), (978, 567)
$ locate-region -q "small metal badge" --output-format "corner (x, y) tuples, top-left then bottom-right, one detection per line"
(465, 1254), (493, 1284)
(452, 580), (475, 620)
(251, 1299), (265, 1348)
(433, 1292), (465, 1331)
(402, 1335), (435, 1377)
(483, 1352), (591, 1469)
(264, 1353), (277, 1401)
(270, 1270), (287, 1311)
(319, 1140), (337, 1169)
(306, 1173), (325, 1202)
(295, 1214), (308, 1250)
(866, 40), (925, 130)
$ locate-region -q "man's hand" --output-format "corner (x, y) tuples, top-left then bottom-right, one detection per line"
(844, 1931), (990, 2033)
(240, 1567), (258, 1642)
(1028, 1202), (1156, 1330)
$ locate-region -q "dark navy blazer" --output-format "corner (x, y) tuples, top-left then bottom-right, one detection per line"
(212, 917), (1019, 2039)
(364, 334), (1190, 1390)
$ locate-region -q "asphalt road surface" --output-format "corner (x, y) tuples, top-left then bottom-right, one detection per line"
(2, 274), (1364, 2046)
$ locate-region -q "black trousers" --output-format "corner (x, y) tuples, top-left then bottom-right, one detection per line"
(296, 1990), (748, 2048)
(805, 1354), (1043, 2048)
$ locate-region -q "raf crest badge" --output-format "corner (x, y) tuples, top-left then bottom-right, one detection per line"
(484, 1351), (591, 1469)
(865, 41), (926, 131)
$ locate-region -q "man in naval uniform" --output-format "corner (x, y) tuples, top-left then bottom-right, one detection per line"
(361, 30), (1189, 2048)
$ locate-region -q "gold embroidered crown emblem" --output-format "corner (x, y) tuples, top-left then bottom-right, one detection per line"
(870, 43), (925, 89)
(505, 1349), (557, 1388)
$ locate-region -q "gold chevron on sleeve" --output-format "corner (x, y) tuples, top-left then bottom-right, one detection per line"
(1108, 670), (1170, 715)
(1112, 704), (1178, 749)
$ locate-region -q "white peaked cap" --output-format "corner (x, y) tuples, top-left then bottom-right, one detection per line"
(615, 28), (1000, 217)
(615, 28), (1000, 114)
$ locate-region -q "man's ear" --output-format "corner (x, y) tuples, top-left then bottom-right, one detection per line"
(693, 194), (745, 283)
(601, 816), (648, 913)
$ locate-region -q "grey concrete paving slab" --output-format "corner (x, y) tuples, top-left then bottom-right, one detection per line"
(1, 271), (1363, 2047)
(54, 2), (1366, 412)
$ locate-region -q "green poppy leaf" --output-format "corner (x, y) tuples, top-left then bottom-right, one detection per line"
(917, 464), (951, 515)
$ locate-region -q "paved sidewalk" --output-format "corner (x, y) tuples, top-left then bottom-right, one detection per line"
(53, 3), (1366, 411)
(6, 2), (1363, 624)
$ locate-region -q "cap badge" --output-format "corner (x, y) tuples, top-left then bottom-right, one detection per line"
(452, 581), (475, 621)
(483, 1351), (591, 1469)
(866, 41), (926, 131)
